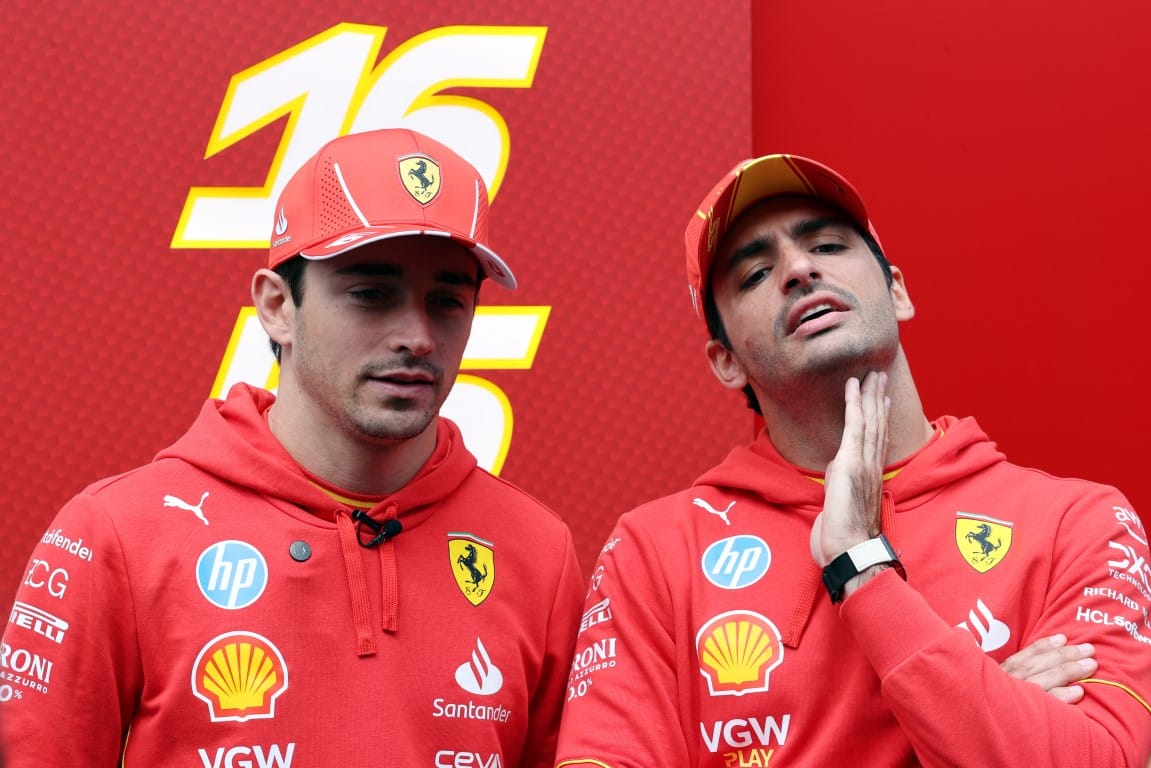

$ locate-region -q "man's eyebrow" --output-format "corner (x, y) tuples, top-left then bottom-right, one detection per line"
(435, 269), (479, 288)
(335, 262), (403, 278)
(334, 262), (477, 288)
(790, 216), (853, 239)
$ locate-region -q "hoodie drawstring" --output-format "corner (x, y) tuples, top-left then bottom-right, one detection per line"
(336, 511), (378, 657)
(335, 504), (401, 657)
(784, 490), (900, 648)
(784, 563), (822, 648)
(880, 490), (898, 549)
(377, 503), (399, 633)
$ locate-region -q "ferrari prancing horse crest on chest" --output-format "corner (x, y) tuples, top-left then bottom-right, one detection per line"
(955, 512), (1014, 573)
(449, 532), (495, 606)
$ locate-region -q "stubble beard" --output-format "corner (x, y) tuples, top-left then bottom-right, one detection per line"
(756, 316), (900, 404)
(344, 386), (444, 443)
(292, 334), (444, 444)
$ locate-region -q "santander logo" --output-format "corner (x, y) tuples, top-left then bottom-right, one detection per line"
(455, 637), (503, 695)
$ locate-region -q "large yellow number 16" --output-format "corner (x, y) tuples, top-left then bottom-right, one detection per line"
(171, 23), (551, 474)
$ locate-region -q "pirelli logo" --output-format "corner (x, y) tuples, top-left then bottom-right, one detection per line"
(9, 602), (68, 645)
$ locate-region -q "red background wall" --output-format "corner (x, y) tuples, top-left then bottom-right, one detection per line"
(4, 0), (1150, 609)
(750, 0), (1151, 517)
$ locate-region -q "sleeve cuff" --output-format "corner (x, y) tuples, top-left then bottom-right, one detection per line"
(838, 567), (958, 679)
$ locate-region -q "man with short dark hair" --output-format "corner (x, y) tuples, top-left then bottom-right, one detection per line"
(1, 128), (583, 766)
(554, 154), (1151, 766)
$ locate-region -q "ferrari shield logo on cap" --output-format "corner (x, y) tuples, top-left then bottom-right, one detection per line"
(449, 532), (495, 606)
(955, 512), (1014, 573)
(399, 154), (441, 204)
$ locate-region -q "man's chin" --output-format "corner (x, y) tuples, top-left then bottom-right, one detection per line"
(351, 410), (438, 443)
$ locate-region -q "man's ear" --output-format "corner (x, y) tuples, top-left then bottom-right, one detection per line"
(888, 264), (915, 321)
(251, 268), (294, 352)
(705, 339), (749, 392)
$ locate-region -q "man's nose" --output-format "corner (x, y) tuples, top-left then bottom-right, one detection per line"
(390, 305), (435, 356)
(777, 244), (819, 291)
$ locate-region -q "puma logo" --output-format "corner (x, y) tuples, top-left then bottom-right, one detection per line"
(693, 497), (735, 526)
(163, 492), (210, 526)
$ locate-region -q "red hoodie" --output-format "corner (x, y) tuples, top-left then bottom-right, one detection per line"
(1, 384), (584, 767)
(555, 416), (1151, 767)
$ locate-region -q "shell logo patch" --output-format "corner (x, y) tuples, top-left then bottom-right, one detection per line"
(191, 631), (288, 722)
(695, 610), (783, 696)
(955, 512), (1014, 573)
(449, 532), (495, 606)
(399, 154), (441, 204)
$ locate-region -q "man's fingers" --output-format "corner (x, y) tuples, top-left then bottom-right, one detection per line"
(1002, 634), (1092, 677)
(1024, 657), (1099, 693)
(1046, 685), (1087, 705)
(816, 373), (890, 563)
(1000, 633), (1069, 677)
(1001, 635), (1098, 695)
(860, 371), (887, 467)
(840, 376), (863, 454)
(860, 372), (879, 464)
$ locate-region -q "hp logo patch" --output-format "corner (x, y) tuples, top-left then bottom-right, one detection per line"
(196, 541), (268, 609)
(701, 535), (771, 589)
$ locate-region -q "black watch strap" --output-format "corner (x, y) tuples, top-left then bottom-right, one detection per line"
(821, 533), (905, 604)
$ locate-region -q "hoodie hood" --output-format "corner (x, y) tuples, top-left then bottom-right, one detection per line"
(157, 383), (476, 527)
(693, 414), (1005, 648)
(695, 414), (1005, 512)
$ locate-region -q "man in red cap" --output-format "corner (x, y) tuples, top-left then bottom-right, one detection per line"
(0, 128), (583, 766)
(555, 154), (1151, 766)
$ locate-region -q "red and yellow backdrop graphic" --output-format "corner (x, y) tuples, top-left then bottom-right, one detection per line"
(4, 0), (1150, 607)
(1, 0), (750, 605)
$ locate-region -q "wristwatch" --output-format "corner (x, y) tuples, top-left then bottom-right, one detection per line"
(821, 534), (906, 604)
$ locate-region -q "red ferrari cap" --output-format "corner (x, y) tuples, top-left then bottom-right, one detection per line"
(268, 128), (515, 290)
(683, 153), (879, 317)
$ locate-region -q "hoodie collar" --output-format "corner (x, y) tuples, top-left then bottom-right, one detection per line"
(158, 384), (478, 654)
(693, 414), (1005, 649)
(696, 414), (1004, 511)
(158, 384), (476, 527)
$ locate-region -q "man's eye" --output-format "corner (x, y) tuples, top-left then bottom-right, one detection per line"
(740, 267), (769, 290)
(812, 242), (846, 254)
(431, 294), (468, 311)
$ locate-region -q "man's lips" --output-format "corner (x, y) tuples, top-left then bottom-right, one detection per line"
(785, 294), (850, 335)
(363, 368), (439, 395)
(373, 370), (435, 384)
